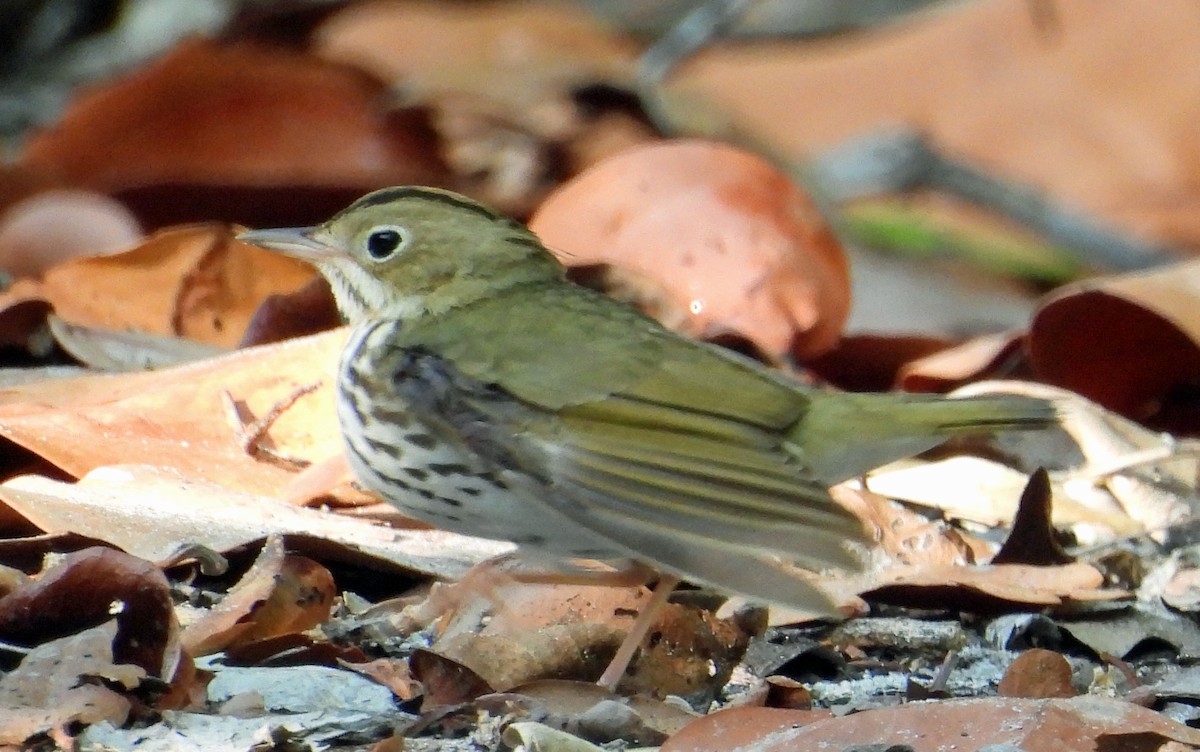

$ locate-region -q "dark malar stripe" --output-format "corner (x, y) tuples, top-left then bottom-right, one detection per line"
(328, 272), (370, 321)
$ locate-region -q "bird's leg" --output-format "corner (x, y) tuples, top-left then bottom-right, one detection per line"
(597, 573), (680, 691)
(472, 556), (679, 690)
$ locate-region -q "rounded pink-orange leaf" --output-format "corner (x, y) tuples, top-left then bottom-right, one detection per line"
(529, 140), (850, 361)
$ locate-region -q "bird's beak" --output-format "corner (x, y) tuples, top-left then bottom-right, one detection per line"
(236, 227), (337, 262)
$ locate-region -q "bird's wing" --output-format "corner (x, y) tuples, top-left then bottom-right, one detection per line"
(543, 398), (866, 571)
(384, 347), (863, 610)
(390, 292), (868, 595)
(393, 283), (814, 427)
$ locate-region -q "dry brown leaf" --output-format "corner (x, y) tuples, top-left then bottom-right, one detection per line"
(662, 707), (833, 752)
(0, 329), (345, 496)
(999, 648), (1077, 699)
(0, 547), (179, 680)
(762, 677), (813, 711)
(425, 565), (754, 697)
(223, 632), (366, 668)
(864, 457), (1143, 536)
(40, 225), (315, 348)
(21, 39), (450, 228)
(897, 331), (1028, 392)
(236, 554), (335, 643)
(504, 679), (700, 740)
(661, 696), (1200, 752)
(279, 452), (364, 508)
(179, 534), (281, 655)
(409, 647), (496, 707)
(316, 0), (634, 85)
(1030, 259), (1200, 431)
(0, 465), (512, 583)
(834, 485), (980, 566)
(991, 468), (1074, 567)
(729, 486), (972, 626)
(45, 315), (227, 371)
(420, 624), (621, 698)
(744, 483), (1126, 624)
(676, 0), (1200, 248)
(529, 140), (850, 361)
(0, 621), (137, 746)
(240, 276), (341, 348)
(954, 380), (1199, 538)
(438, 567), (648, 640)
(341, 658), (423, 701)
(182, 535), (335, 655)
(861, 561), (1128, 612)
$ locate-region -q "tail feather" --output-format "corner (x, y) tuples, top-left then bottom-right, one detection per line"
(787, 392), (1056, 485)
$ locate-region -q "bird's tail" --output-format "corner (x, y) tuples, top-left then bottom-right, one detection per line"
(787, 391), (1056, 486)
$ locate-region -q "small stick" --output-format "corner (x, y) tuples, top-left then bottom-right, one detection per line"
(223, 381), (321, 469)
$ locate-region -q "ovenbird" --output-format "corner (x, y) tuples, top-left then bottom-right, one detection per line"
(239, 187), (1054, 613)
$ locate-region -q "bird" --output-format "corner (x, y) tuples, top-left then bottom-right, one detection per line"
(238, 186), (1054, 685)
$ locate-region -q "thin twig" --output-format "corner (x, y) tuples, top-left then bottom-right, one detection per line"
(222, 381), (321, 470)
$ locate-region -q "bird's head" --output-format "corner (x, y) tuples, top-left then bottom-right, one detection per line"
(238, 187), (564, 322)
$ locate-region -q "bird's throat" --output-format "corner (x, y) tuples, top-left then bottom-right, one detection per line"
(323, 260), (425, 323)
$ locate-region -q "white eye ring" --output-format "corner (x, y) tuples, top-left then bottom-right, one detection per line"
(364, 225), (411, 262)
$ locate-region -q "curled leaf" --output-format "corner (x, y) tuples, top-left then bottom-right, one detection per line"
(1030, 259), (1200, 431)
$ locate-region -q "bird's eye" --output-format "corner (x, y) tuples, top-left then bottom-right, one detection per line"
(365, 226), (409, 261)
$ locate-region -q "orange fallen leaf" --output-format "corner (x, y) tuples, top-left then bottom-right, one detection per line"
(661, 696), (1200, 752)
(235, 554), (335, 643)
(675, 1), (1200, 249)
(861, 561), (1128, 612)
(0, 329), (346, 496)
(660, 706), (833, 752)
(341, 658), (422, 701)
(409, 647), (495, 707)
(39, 225), (315, 347)
(316, 0), (634, 85)
(529, 139), (850, 361)
(418, 625), (621, 699)
(999, 648), (1076, 699)
(21, 38), (450, 229)
(424, 560), (754, 696)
